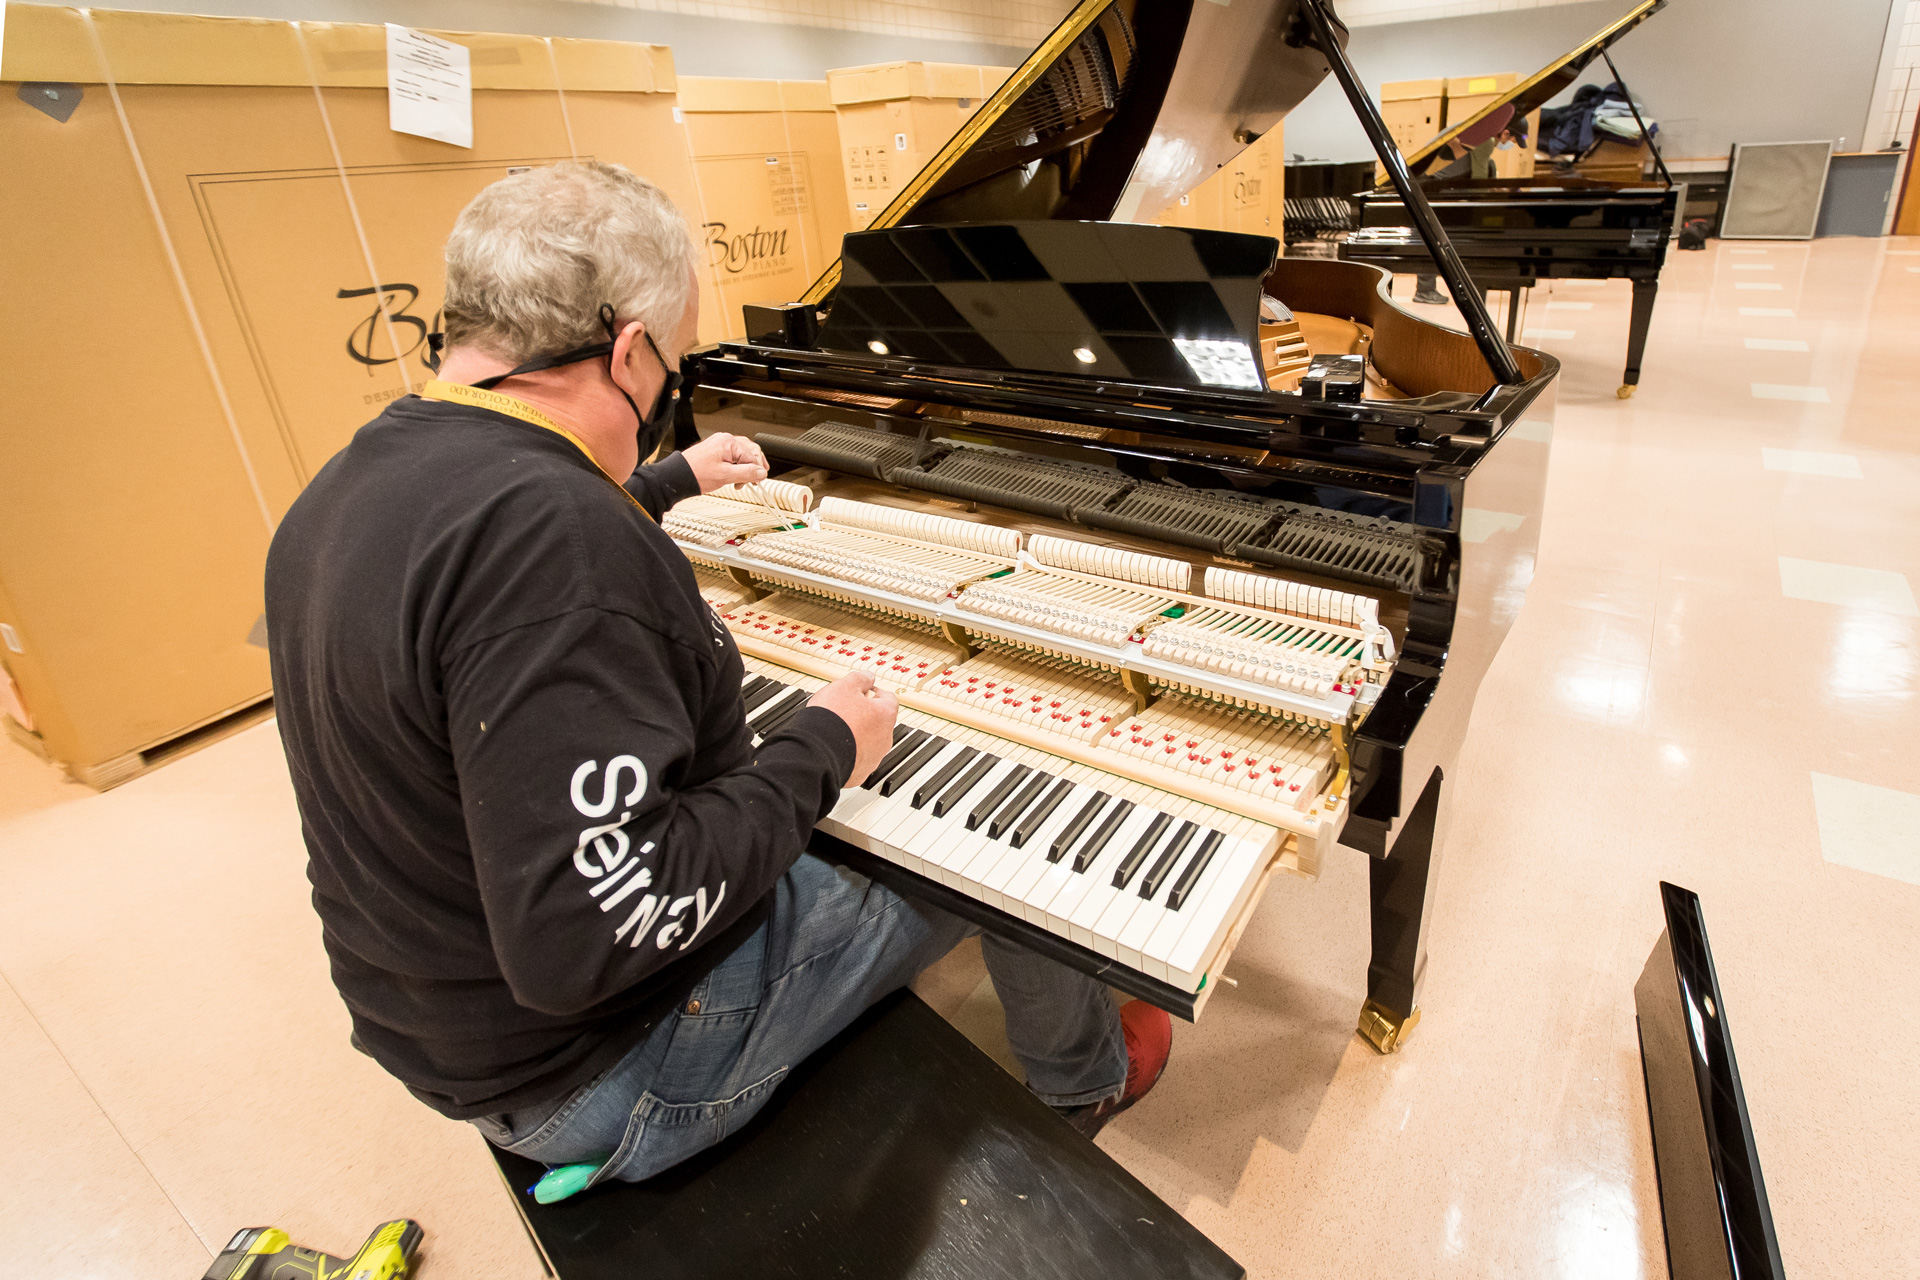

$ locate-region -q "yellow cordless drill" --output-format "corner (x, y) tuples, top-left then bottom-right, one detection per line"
(200, 1220), (422, 1280)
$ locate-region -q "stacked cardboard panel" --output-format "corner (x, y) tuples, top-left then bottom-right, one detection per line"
(678, 77), (852, 341)
(0, 5), (702, 784)
(1152, 123), (1287, 241)
(826, 60), (1013, 231)
(1380, 78), (1446, 155)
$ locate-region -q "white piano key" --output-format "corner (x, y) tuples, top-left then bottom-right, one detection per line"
(1090, 819), (1182, 958)
(907, 756), (1017, 863)
(1060, 806), (1158, 944)
(1142, 828), (1230, 981)
(862, 741), (970, 848)
(1165, 838), (1265, 992)
(1000, 783), (1101, 910)
(972, 776), (1077, 907)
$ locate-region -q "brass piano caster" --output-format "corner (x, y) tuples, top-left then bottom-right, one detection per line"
(1616, 384), (1636, 399)
(1357, 999), (1421, 1054)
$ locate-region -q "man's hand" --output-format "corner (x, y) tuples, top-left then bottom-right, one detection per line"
(683, 433), (769, 493)
(806, 671), (900, 786)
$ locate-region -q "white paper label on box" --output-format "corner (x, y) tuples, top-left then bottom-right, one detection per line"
(894, 132), (907, 151)
(386, 24), (473, 149)
(673, 107), (684, 124)
(0, 623), (22, 653)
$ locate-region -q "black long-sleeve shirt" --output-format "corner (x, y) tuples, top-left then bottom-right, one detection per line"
(265, 394), (854, 1119)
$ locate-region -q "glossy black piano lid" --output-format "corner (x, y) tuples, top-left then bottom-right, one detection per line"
(1635, 882), (1787, 1280)
(818, 221), (1276, 391)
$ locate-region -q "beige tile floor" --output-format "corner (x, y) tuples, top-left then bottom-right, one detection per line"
(4, 235), (1917, 1278)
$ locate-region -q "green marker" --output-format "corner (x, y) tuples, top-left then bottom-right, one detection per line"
(532, 1162), (600, 1204)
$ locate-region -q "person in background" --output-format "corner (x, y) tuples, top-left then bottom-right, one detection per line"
(265, 160), (1173, 1195)
(1411, 103), (1517, 305)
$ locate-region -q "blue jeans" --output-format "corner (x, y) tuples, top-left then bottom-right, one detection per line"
(473, 854), (1126, 1185)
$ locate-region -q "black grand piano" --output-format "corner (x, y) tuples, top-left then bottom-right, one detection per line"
(1340, 0), (1678, 398)
(678, 0), (1556, 1055)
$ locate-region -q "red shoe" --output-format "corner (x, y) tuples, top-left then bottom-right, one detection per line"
(1058, 1000), (1173, 1139)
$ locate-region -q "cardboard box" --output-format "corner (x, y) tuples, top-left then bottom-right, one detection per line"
(678, 77), (852, 341)
(1152, 122), (1285, 242)
(1445, 74), (1536, 179)
(827, 60), (1013, 231)
(1577, 138), (1652, 183)
(1380, 78), (1446, 155)
(0, 5), (704, 783)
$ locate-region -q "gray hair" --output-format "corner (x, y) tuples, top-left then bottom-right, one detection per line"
(442, 161), (696, 362)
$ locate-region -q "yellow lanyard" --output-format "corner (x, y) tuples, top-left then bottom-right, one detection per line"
(419, 380), (649, 518)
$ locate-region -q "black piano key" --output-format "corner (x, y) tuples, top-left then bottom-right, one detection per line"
(966, 764), (1031, 831)
(747, 685), (804, 724)
(878, 737), (949, 797)
(741, 678), (784, 713)
(744, 685), (795, 722)
(987, 772), (1053, 840)
(1166, 830), (1224, 910)
(749, 692), (808, 739)
(934, 754), (1000, 818)
(748, 702), (802, 740)
(1139, 821), (1198, 900)
(913, 746), (979, 809)
(1112, 812), (1172, 889)
(1072, 800), (1135, 872)
(863, 728), (929, 788)
(1009, 779), (1075, 850)
(1047, 792), (1110, 863)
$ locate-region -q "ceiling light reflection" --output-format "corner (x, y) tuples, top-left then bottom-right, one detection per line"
(1824, 611), (1916, 703)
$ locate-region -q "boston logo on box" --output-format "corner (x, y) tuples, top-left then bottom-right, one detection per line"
(337, 282), (443, 378)
(702, 222), (790, 277)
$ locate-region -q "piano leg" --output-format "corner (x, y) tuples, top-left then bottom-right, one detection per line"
(1359, 768), (1443, 1054)
(1619, 276), (1659, 398)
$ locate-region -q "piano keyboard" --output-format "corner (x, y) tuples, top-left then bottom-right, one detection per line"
(739, 657), (1278, 993)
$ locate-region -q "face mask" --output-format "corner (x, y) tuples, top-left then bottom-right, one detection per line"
(634, 328), (685, 464)
(435, 304), (682, 461)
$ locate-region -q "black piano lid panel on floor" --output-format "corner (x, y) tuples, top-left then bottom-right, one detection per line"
(491, 991), (1244, 1280)
(1635, 883), (1786, 1280)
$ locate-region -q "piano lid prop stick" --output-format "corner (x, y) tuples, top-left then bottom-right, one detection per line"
(1294, 0), (1525, 387)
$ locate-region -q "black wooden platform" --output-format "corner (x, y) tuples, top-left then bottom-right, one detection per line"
(490, 990), (1243, 1280)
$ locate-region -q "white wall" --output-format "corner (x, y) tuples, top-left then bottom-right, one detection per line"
(10, 0), (1036, 79)
(1287, 0), (1898, 163)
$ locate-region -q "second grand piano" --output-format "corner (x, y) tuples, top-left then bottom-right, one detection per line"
(1341, 0), (1679, 398)
(676, 0), (1557, 1054)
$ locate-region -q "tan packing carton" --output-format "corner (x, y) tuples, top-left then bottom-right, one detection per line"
(1445, 73), (1537, 179)
(827, 60), (1013, 231)
(678, 77), (852, 341)
(1153, 123), (1286, 240)
(1380, 77), (1447, 155)
(0, 5), (701, 785)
